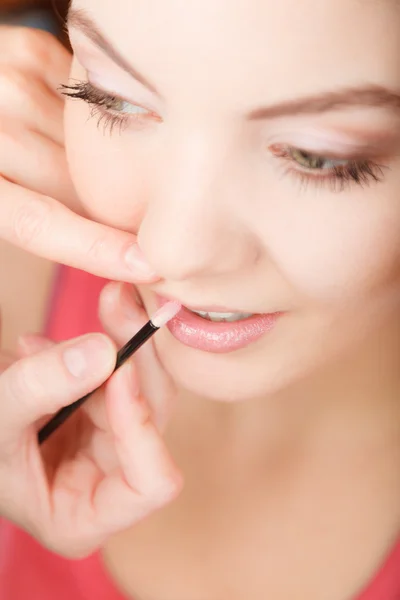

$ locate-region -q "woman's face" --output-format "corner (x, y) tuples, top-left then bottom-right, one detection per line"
(65, 0), (400, 402)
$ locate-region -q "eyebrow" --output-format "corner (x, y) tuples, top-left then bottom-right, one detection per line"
(66, 7), (160, 95)
(249, 86), (400, 119)
(67, 7), (400, 120)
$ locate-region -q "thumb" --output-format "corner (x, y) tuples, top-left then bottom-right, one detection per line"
(0, 333), (116, 438)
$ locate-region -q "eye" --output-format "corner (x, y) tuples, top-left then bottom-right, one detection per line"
(290, 148), (348, 170)
(61, 80), (161, 134)
(97, 94), (149, 116)
(269, 143), (386, 192)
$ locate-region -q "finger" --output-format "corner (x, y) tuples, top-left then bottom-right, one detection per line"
(84, 281), (146, 431)
(0, 67), (65, 145)
(0, 333), (116, 438)
(92, 362), (182, 532)
(0, 121), (78, 204)
(98, 282), (147, 347)
(98, 282), (175, 430)
(17, 334), (55, 358)
(0, 26), (72, 95)
(0, 179), (159, 282)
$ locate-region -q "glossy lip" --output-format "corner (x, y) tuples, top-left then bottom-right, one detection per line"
(156, 295), (282, 354)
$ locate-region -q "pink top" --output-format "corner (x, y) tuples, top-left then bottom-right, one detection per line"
(1, 266), (400, 599)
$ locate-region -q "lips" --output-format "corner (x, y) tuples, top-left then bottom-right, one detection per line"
(156, 295), (282, 353)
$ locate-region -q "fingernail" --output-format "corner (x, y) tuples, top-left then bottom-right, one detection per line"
(63, 335), (113, 378)
(125, 244), (158, 279)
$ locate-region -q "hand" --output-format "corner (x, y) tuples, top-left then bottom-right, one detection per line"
(0, 26), (156, 282)
(0, 284), (182, 557)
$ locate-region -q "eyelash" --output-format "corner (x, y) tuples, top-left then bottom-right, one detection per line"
(270, 145), (386, 192)
(61, 80), (155, 134)
(62, 80), (387, 192)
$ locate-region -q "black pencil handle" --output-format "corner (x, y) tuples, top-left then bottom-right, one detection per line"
(37, 321), (158, 445)
(37, 391), (92, 445)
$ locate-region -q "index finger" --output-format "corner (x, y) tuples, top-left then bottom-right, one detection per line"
(0, 26), (72, 95)
(0, 178), (158, 282)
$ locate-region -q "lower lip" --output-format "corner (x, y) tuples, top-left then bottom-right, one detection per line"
(157, 297), (282, 353)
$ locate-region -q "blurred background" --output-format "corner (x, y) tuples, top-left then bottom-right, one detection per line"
(0, 0), (69, 40)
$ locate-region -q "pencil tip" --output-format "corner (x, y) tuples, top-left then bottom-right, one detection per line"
(151, 301), (182, 328)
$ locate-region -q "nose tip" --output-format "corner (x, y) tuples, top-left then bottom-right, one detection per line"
(138, 223), (214, 281)
(138, 213), (258, 282)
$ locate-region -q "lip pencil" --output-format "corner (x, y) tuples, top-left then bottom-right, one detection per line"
(37, 301), (181, 445)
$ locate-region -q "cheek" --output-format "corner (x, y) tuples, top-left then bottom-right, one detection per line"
(64, 101), (149, 231)
(261, 188), (400, 305)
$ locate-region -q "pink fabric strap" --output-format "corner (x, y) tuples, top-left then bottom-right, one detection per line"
(44, 265), (108, 340)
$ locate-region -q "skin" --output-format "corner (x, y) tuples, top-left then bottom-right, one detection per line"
(3, 0), (400, 598)
(60, 0), (400, 598)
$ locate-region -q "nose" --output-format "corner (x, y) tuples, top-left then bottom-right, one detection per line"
(137, 128), (258, 281)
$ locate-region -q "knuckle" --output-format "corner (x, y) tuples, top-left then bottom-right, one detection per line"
(12, 197), (52, 248)
(0, 121), (23, 156)
(36, 531), (67, 557)
(87, 234), (111, 262)
(146, 478), (179, 506)
(0, 65), (35, 107)
(0, 63), (26, 89)
(37, 529), (66, 555)
(9, 358), (47, 402)
(13, 27), (53, 65)
(37, 524), (93, 559)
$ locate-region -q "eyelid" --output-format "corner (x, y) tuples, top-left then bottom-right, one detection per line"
(86, 78), (162, 120)
(266, 126), (400, 159)
(268, 142), (388, 162)
(72, 48), (161, 113)
(87, 78), (144, 109)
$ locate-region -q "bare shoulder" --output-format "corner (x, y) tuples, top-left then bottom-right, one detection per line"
(0, 240), (55, 352)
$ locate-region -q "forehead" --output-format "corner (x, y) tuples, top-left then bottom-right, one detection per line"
(71, 0), (400, 104)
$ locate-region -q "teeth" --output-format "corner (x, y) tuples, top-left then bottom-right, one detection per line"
(191, 310), (254, 322)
